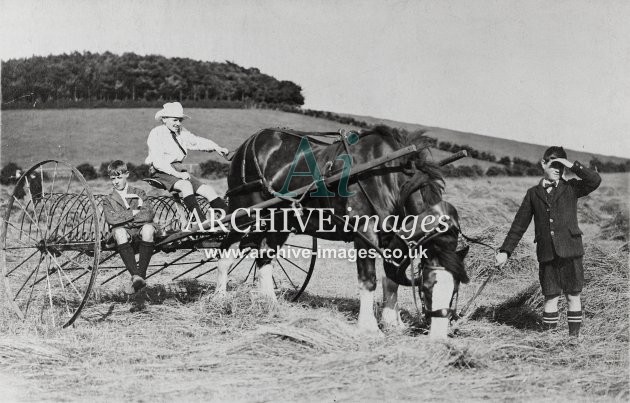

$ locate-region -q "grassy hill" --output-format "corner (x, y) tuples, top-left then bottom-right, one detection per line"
(1, 109), (362, 168)
(1, 108), (500, 170)
(341, 113), (629, 164)
(2, 108), (625, 171)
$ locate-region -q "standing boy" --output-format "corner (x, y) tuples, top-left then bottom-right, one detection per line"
(495, 146), (601, 336)
(103, 160), (156, 294)
(145, 102), (229, 222)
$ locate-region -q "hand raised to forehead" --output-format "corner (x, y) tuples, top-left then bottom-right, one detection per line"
(548, 157), (573, 168)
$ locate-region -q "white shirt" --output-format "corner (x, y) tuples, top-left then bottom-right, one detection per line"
(145, 125), (220, 176)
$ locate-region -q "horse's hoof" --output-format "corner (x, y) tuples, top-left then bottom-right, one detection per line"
(382, 322), (407, 333)
(381, 308), (407, 331)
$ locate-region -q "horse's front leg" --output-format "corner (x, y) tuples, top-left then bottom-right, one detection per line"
(356, 248), (381, 335)
(423, 268), (456, 340)
(381, 274), (406, 330)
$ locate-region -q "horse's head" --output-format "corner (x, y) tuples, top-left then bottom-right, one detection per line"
(384, 200), (470, 286)
(383, 200), (469, 329)
(418, 203), (470, 316)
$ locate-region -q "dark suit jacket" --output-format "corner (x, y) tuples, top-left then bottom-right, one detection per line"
(500, 161), (601, 263)
(102, 185), (155, 227)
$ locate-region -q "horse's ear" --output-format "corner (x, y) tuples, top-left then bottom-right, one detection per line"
(455, 245), (470, 260)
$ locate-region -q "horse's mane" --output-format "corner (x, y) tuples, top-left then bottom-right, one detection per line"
(359, 125), (444, 207)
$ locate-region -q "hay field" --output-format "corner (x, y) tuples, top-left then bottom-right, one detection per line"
(1, 173), (628, 402)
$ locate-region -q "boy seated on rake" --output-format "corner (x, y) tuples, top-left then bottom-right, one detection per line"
(145, 102), (229, 225)
(495, 146), (601, 337)
(103, 160), (156, 294)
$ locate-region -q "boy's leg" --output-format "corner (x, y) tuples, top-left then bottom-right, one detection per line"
(540, 260), (561, 330)
(566, 293), (582, 337)
(113, 228), (137, 276)
(137, 224), (155, 280)
(563, 257), (584, 337)
(113, 227), (145, 294)
(542, 295), (560, 330)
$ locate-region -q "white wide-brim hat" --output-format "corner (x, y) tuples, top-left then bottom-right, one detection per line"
(155, 102), (191, 121)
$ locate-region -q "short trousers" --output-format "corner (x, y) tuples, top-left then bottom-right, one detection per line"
(150, 163), (204, 193)
(539, 255), (584, 296)
(108, 222), (155, 247)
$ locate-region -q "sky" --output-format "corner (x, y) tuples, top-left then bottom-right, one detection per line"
(1, 0), (629, 158)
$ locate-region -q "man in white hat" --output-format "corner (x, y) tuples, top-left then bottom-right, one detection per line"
(146, 102), (230, 222)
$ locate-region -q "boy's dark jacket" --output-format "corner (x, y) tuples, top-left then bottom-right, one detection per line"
(500, 161), (601, 262)
(103, 186), (155, 227)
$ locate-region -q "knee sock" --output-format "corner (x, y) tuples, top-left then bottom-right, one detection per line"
(183, 194), (204, 221)
(117, 242), (137, 277)
(137, 241), (154, 279)
(567, 310), (582, 336)
(209, 197), (228, 211)
(542, 311), (559, 330)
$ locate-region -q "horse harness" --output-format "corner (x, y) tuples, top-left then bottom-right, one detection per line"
(227, 128), (479, 322)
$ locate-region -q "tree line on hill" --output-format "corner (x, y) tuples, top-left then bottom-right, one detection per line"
(1, 51), (626, 174)
(1, 52), (304, 108)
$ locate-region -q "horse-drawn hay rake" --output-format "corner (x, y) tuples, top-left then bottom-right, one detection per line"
(2, 147), (467, 328)
(1, 160), (317, 328)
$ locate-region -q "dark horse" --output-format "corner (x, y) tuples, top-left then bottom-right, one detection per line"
(217, 126), (469, 337)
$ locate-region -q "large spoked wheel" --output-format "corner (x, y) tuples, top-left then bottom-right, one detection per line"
(1, 160), (101, 328)
(227, 234), (316, 301)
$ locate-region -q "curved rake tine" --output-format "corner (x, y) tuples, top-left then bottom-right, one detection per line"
(40, 167), (53, 238)
(3, 220), (40, 245)
(7, 204), (42, 243)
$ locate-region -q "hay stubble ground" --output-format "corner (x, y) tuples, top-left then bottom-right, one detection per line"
(1, 171), (628, 401)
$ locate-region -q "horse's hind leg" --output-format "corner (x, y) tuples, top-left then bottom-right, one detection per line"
(256, 232), (289, 301)
(356, 250), (382, 335)
(381, 274), (405, 330)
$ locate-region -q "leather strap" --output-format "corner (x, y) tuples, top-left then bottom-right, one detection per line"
(430, 308), (453, 318)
